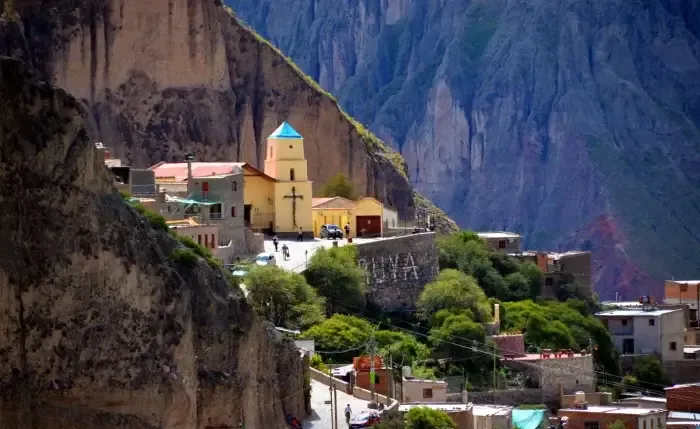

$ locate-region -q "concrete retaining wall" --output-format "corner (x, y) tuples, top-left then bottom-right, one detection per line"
(356, 233), (439, 311)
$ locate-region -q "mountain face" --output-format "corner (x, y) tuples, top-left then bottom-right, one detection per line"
(227, 0), (700, 298)
(0, 0), (457, 231)
(0, 56), (306, 428)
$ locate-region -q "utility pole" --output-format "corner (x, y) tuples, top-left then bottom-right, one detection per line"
(492, 341), (497, 393)
(369, 334), (376, 404)
(329, 366), (335, 429)
(333, 384), (339, 429)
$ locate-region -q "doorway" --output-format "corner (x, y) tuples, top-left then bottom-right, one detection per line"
(244, 204), (252, 225)
(622, 338), (635, 355)
(356, 215), (381, 237)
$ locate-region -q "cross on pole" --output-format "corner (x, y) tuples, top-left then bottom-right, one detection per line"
(283, 186), (304, 227)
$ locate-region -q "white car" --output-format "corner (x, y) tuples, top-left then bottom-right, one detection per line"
(254, 252), (277, 266)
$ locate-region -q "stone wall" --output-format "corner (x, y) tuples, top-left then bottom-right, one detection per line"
(356, 233), (439, 311)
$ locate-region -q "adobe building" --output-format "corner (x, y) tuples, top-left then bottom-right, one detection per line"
(665, 383), (700, 413)
(477, 232), (521, 252)
(311, 196), (385, 238)
(595, 300), (685, 361)
(512, 251), (592, 297)
(664, 280), (700, 312)
(558, 405), (667, 429)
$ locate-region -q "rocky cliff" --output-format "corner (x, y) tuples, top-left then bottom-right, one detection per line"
(228, 0), (700, 298)
(0, 0), (456, 231)
(0, 56), (306, 428)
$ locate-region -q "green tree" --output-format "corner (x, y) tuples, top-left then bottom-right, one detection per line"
(375, 408), (406, 429)
(319, 173), (358, 200)
(405, 407), (456, 429)
(428, 311), (488, 365)
(376, 330), (431, 368)
(417, 269), (492, 324)
(244, 265), (325, 330)
(504, 273), (531, 301)
(303, 246), (366, 314)
(302, 315), (372, 362)
(632, 355), (671, 387)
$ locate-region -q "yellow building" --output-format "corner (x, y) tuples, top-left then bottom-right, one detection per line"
(311, 196), (384, 238)
(150, 121), (314, 238)
(264, 121), (314, 237)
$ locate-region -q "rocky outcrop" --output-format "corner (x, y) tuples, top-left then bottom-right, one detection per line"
(0, 0), (456, 230)
(0, 56), (305, 428)
(229, 0), (700, 298)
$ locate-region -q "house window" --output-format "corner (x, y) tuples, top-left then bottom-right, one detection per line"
(621, 319), (628, 326)
(681, 285), (688, 292)
(202, 182), (209, 192)
(198, 235), (202, 245)
(211, 234), (215, 249)
(643, 420), (647, 429)
(584, 422), (600, 429)
(649, 319), (655, 326)
(270, 147), (273, 158)
(204, 234), (209, 248)
(498, 239), (507, 249)
(423, 388), (433, 399)
(231, 207), (236, 217)
(545, 277), (554, 286)
(232, 181), (237, 191)
(670, 342), (677, 351)
(290, 168), (296, 181)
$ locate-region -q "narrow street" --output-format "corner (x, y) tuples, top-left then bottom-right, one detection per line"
(265, 236), (385, 273)
(303, 380), (372, 429)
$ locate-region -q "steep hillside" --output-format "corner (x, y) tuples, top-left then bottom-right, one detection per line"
(228, 0), (700, 298)
(0, 0), (456, 230)
(0, 56), (306, 428)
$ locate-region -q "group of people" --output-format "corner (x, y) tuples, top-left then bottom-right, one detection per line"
(272, 236), (290, 260)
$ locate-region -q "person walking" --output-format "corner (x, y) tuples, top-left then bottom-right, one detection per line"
(344, 223), (351, 238)
(273, 235), (279, 252)
(344, 404), (352, 425)
(297, 227), (303, 242)
(281, 243), (289, 261)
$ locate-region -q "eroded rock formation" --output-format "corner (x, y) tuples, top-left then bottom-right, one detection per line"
(0, 0), (456, 231)
(0, 56), (306, 428)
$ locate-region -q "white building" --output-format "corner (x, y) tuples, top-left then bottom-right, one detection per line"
(595, 307), (685, 361)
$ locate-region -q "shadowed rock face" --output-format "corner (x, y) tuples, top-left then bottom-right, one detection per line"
(0, 0), (458, 231)
(0, 56), (306, 429)
(227, 0), (700, 298)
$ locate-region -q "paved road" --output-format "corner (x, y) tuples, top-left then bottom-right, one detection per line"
(303, 380), (371, 429)
(265, 236), (385, 273)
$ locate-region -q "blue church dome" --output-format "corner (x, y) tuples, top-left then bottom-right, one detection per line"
(269, 121), (302, 139)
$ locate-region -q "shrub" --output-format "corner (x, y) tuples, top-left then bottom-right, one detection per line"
(310, 354), (328, 373)
(169, 249), (198, 267)
(128, 201), (169, 232)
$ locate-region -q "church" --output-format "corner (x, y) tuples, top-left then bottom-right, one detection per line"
(150, 121), (314, 238)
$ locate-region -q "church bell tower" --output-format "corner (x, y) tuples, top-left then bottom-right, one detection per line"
(265, 121), (313, 236)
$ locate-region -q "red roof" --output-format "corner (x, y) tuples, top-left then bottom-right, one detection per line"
(150, 162), (276, 182)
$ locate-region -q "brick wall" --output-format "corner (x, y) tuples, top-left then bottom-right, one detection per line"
(490, 334), (526, 356)
(666, 385), (700, 412)
(356, 232), (439, 310)
(355, 368), (391, 396)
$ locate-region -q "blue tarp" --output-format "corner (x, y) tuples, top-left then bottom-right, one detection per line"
(513, 409), (545, 429)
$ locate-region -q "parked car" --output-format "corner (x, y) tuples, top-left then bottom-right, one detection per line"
(320, 224), (343, 239)
(254, 252), (277, 266)
(350, 410), (381, 428)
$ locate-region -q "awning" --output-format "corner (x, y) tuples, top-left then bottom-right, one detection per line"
(166, 196), (220, 206)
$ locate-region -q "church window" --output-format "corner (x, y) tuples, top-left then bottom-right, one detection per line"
(231, 207), (236, 217)
(270, 147), (273, 158)
(232, 180), (237, 191)
(290, 168), (296, 181)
